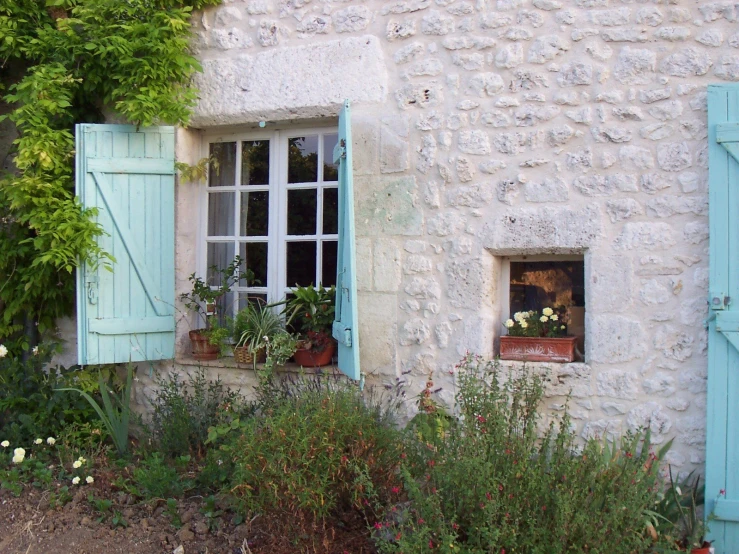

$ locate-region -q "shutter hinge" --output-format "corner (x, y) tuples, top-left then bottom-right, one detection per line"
(332, 321), (352, 347)
(710, 293), (730, 311)
(333, 141), (346, 164)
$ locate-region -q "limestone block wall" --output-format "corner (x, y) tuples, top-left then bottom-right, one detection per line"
(172, 0), (739, 471)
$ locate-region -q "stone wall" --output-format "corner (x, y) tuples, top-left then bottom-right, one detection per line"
(169, 0), (739, 471)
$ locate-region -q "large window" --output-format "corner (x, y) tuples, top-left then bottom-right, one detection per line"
(203, 127), (339, 315)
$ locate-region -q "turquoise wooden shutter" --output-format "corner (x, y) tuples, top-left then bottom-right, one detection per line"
(332, 101), (361, 381)
(707, 85), (739, 553)
(76, 124), (176, 365)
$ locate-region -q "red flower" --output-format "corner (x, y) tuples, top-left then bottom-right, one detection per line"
(486, 492), (492, 501)
(428, 540), (434, 549)
(391, 486), (401, 494)
(721, 489), (727, 496)
(374, 522), (383, 529)
(477, 415), (487, 423)
(498, 484), (504, 491)
(395, 532), (402, 541)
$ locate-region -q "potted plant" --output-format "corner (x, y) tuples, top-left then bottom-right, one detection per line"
(179, 256), (248, 360)
(232, 301), (284, 368)
(499, 307), (578, 363)
(279, 284), (336, 367)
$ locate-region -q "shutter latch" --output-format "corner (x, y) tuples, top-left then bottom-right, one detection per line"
(333, 140), (346, 164)
(86, 275), (99, 305)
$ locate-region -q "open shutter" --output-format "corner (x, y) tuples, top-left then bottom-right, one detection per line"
(707, 85), (739, 553)
(332, 101), (361, 381)
(76, 124), (175, 365)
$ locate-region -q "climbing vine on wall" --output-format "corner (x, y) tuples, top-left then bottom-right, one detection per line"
(0, 0), (219, 351)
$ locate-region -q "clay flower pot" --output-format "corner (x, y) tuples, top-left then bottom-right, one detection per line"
(499, 335), (578, 363)
(293, 340), (336, 367)
(189, 330), (220, 361)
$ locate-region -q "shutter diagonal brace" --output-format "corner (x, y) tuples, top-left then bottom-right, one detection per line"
(716, 123), (739, 164)
(91, 171), (165, 317)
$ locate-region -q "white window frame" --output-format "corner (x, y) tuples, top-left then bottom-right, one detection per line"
(198, 124), (339, 311)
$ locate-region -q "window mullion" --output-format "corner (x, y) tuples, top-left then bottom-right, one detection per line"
(270, 130), (285, 303)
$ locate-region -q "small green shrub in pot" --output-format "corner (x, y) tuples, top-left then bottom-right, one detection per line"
(232, 301), (285, 367)
(278, 284), (335, 352)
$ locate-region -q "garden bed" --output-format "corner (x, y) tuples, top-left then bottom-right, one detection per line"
(0, 475), (375, 554)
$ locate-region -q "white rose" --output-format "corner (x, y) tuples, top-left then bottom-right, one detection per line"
(540, 316), (548, 323)
(504, 319), (515, 328)
(542, 307), (554, 317)
(12, 448), (25, 463)
(77, 456), (86, 464)
(73, 460), (82, 469)
(34, 438), (42, 445)
(0, 344), (7, 358)
(0, 440), (9, 448)
(520, 321), (528, 329)
(46, 437), (56, 445)
(551, 314), (558, 321)
(86, 476), (94, 484)
(72, 476), (80, 485)
(513, 312), (523, 322)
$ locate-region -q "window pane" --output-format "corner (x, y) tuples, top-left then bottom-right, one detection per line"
(208, 192), (235, 236)
(241, 140), (270, 186)
(286, 241), (317, 287)
(239, 293), (268, 311)
(206, 242), (235, 287)
(288, 136), (318, 183)
(240, 191), (269, 236)
(323, 134), (339, 181)
(209, 142), (236, 187)
(321, 240), (338, 287)
(323, 188), (338, 234)
(287, 189), (317, 235)
(239, 242), (268, 287)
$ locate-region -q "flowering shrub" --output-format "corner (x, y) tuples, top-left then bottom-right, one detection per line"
(376, 355), (672, 554)
(503, 307), (568, 338)
(229, 378), (404, 534)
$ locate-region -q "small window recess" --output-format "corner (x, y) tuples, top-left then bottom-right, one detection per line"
(498, 254), (586, 361)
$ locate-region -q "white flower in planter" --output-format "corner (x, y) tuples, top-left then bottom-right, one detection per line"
(47, 437), (56, 445)
(520, 321), (528, 329)
(1, 440), (9, 448)
(72, 477), (80, 485)
(551, 314), (559, 321)
(542, 307), (554, 317)
(540, 316), (549, 323)
(504, 319), (515, 328)
(0, 344), (7, 358)
(34, 438), (42, 445)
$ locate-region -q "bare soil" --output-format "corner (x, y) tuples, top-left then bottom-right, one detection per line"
(0, 481), (377, 554)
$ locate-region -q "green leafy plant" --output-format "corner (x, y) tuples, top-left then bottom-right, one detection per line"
(180, 256), (248, 330)
(233, 301), (285, 356)
(165, 498), (183, 528)
(88, 493), (113, 523)
(57, 364), (134, 456)
(229, 377), (403, 533)
(0, 0), (222, 349)
(149, 367), (252, 458)
(278, 284), (336, 336)
(0, 350), (97, 445)
(503, 307), (568, 337)
(132, 453), (189, 500)
(376, 355), (672, 554)
(651, 469), (709, 551)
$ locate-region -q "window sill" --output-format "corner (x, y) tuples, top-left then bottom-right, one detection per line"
(174, 355), (337, 374)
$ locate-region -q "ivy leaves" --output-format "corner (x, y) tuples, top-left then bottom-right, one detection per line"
(0, 0), (220, 349)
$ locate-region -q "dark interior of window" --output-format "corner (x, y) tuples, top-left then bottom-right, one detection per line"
(509, 259), (585, 354)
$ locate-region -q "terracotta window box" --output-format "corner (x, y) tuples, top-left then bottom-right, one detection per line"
(499, 336), (578, 363)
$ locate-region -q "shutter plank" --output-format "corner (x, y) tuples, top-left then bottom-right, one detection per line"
(332, 101), (361, 382)
(76, 124), (175, 365)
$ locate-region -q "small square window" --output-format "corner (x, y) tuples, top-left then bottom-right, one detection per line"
(501, 256), (585, 360)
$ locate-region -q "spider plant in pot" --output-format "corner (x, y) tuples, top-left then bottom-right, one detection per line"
(232, 300), (285, 368)
(179, 256), (251, 360)
(277, 284), (336, 367)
